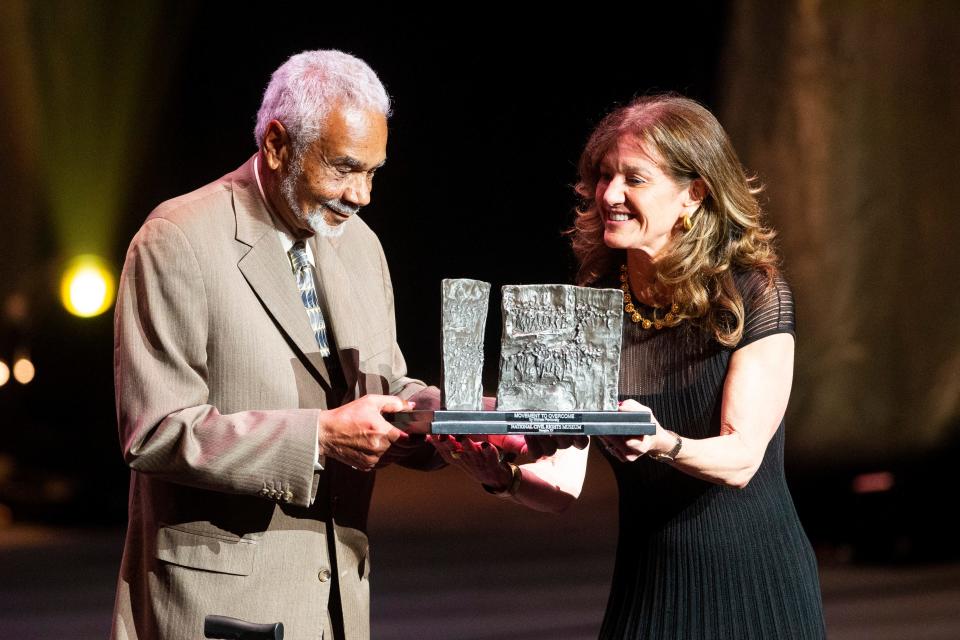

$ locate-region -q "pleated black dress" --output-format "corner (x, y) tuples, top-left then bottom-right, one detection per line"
(599, 270), (826, 639)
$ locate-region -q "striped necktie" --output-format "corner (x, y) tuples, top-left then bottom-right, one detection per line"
(288, 240), (331, 357)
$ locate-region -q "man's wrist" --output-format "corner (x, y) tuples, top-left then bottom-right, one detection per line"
(315, 410), (329, 464)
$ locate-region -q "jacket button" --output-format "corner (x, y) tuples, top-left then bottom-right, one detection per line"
(318, 569), (331, 582)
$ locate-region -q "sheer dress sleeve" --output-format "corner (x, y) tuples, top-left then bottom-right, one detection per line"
(733, 270), (796, 351)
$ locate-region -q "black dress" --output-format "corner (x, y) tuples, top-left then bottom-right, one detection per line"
(599, 270), (826, 639)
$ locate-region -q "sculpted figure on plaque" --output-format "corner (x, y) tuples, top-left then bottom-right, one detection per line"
(497, 284), (622, 411)
(441, 278), (491, 410)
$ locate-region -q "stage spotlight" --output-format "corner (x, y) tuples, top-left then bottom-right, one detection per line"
(13, 357), (35, 385)
(0, 360), (9, 387)
(61, 255), (115, 318)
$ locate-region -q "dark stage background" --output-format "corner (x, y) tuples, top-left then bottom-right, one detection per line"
(2, 3), (733, 526)
(1, 2), (960, 638)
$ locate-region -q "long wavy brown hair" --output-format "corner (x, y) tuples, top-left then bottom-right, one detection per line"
(569, 94), (780, 347)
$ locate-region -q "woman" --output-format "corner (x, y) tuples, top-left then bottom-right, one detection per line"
(433, 94), (826, 638)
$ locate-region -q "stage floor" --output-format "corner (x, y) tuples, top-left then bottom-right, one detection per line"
(2, 457), (958, 639)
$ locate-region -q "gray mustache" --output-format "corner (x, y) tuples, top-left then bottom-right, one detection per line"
(325, 200), (360, 217)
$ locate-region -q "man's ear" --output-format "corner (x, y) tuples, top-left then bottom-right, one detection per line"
(262, 120), (291, 171)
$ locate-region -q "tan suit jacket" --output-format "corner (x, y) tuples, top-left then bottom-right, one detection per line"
(111, 157), (424, 639)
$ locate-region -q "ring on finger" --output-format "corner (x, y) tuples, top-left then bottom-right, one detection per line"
(450, 451), (461, 460)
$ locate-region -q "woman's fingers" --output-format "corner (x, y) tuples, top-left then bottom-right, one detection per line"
(621, 437), (647, 462)
(430, 435), (514, 487)
(430, 434), (464, 462)
(618, 399), (651, 413)
(598, 435), (649, 462)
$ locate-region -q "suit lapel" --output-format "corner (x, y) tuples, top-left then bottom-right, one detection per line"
(311, 231), (380, 355)
(232, 157), (331, 387)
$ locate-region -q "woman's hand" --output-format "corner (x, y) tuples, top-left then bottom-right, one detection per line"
(524, 435), (590, 459)
(430, 434), (513, 490)
(597, 399), (669, 462)
(601, 333), (795, 486)
(432, 434), (591, 513)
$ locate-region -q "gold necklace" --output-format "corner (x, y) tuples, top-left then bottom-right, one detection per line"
(620, 264), (680, 330)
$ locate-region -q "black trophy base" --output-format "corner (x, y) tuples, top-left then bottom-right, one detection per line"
(387, 410), (655, 436)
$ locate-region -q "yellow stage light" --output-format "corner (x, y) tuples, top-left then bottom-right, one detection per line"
(13, 358), (34, 384)
(61, 255), (115, 318)
(0, 361), (9, 387)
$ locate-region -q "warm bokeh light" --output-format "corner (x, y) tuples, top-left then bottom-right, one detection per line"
(852, 471), (895, 494)
(0, 360), (9, 387)
(60, 255), (115, 318)
(4, 293), (29, 322)
(13, 357), (35, 384)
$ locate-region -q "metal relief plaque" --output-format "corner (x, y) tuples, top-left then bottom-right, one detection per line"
(388, 281), (649, 434)
(496, 285), (623, 411)
(441, 278), (491, 410)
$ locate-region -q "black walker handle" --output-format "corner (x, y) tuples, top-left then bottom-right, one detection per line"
(203, 614), (284, 640)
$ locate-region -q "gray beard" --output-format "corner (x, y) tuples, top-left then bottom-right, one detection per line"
(280, 161), (358, 238)
(308, 208), (352, 238)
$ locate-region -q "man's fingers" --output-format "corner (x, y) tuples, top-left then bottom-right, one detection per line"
(401, 419), (431, 435)
(388, 432), (421, 450)
(383, 425), (405, 445)
(377, 395), (415, 413)
(409, 386), (442, 411)
(359, 453), (380, 471)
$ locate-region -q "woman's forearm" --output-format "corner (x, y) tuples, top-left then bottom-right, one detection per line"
(508, 445), (589, 513)
(666, 429), (767, 488)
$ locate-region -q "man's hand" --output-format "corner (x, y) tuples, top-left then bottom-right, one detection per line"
(376, 386), (448, 470)
(375, 432), (432, 468)
(317, 395), (411, 470)
(400, 385), (441, 435)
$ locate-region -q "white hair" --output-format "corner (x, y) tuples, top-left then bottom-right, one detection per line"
(254, 50), (391, 152)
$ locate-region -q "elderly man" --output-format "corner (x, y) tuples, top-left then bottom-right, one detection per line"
(112, 50), (440, 640)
